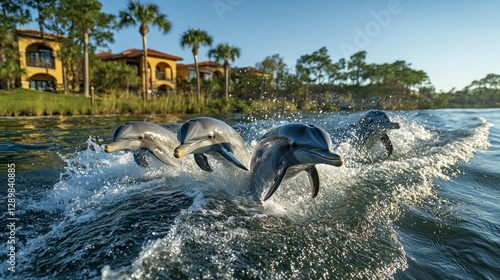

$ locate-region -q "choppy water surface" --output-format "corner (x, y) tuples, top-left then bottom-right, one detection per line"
(0, 109), (499, 279)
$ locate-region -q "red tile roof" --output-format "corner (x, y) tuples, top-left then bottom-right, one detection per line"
(178, 60), (221, 68)
(97, 48), (183, 61)
(16, 28), (62, 39)
(96, 51), (113, 57)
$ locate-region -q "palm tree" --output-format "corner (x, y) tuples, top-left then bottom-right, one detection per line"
(180, 28), (213, 101)
(208, 43), (241, 101)
(57, 0), (115, 98)
(118, 0), (171, 103)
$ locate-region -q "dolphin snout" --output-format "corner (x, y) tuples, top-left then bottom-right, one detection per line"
(296, 149), (344, 167)
(105, 142), (124, 153)
(174, 140), (210, 158)
(173, 146), (186, 158)
(104, 139), (139, 153)
(105, 145), (113, 153)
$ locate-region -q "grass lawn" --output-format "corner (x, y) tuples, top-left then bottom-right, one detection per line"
(0, 89), (92, 116)
(0, 88), (303, 117)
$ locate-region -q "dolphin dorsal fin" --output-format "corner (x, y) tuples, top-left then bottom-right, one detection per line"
(305, 166), (320, 198)
(194, 154), (213, 172)
(218, 146), (249, 171)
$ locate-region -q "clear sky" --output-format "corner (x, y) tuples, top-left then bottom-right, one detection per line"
(78, 1), (500, 91)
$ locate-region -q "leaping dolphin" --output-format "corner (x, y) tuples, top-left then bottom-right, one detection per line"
(353, 110), (401, 157)
(250, 123), (343, 201)
(174, 117), (251, 172)
(105, 121), (179, 167)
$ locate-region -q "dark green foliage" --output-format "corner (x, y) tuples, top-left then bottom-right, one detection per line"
(90, 60), (140, 93)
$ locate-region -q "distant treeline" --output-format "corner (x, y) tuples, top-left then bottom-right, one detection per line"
(224, 49), (500, 110)
(232, 49), (433, 110)
(441, 73), (500, 108)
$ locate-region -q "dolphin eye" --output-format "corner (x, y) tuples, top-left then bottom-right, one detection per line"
(138, 135), (143, 140)
(291, 142), (298, 148)
(208, 134), (214, 139)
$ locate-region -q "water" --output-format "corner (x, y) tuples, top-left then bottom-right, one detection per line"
(0, 109), (498, 279)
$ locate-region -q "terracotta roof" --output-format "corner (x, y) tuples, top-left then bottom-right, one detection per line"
(178, 60), (221, 68)
(16, 28), (62, 39)
(97, 48), (183, 61)
(96, 51), (113, 58)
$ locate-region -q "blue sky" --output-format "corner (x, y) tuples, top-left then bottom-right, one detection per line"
(58, 1), (500, 91)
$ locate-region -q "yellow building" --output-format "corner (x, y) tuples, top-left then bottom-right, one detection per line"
(177, 60), (224, 81)
(14, 29), (263, 94)
(96, 48), (183, 94)
(16, 28), (64, 91)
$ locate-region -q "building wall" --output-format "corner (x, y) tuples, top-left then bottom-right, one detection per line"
(177, 65), (224, 81)
(177, 67), (189, 81)
(147, 56), (177, 91)
(17, 34), (64, 91)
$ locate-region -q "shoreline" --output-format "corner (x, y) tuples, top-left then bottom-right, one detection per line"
(1, 89), (497, 118)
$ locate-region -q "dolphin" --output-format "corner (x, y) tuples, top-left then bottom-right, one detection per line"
(250, 123), (343, 201)
(353, 110), (401, 157)
(174, 117), (251, 172)
(105, 121), (179, 167)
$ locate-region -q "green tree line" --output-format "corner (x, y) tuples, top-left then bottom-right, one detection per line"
(244, 48), (434, 110)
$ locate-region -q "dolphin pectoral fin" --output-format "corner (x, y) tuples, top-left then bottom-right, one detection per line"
(194, 153), (213, 172)
(218, 147), (249, 171)
(263, 163), (289, 201)
(305, 166), (320, 198)
(151, 148), (176, 166)
(380, 133), (393, 157)
(133, 149), (150, 168)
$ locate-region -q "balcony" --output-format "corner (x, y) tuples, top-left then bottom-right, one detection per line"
(26, 53), (55, 69)
(156, 70), (173, 82)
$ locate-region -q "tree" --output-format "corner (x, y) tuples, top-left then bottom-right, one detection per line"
(118, 0), (171, 103)
(0, 0), (31, 89)
(0, 0), (30, 46)
(256, 54), (288, 91)
(25, 0), (52, 38)
(91, 59), (140, 93)
(208, 43), (241, 101)
(347, 50), (369, 86)
(296, 47), (332, 85)
(180, 28), (213, 101)
(55, 0), (115, 97)
(0, 47), (25, 89)
(295, 47), (334, 104)
(465, 73), (500, 105)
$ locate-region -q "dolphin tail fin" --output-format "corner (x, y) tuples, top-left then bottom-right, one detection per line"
(219, 147), (249, 171)
(195, 153), (213, 172)
(306, 166), (320, 198)
(263, 163), (289, 201)
(380, 133), (393, 157)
